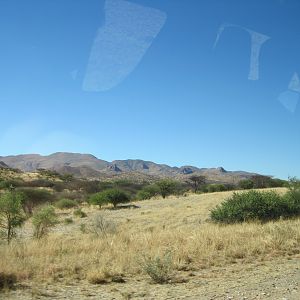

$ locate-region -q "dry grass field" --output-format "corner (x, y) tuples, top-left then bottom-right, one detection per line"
(1, 188), (300, 299)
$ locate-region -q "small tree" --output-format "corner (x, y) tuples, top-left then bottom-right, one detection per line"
(90, 189), (130, 208)
(32, 206), (58, 239)
(156, 179), (178, 199)
(136, 184), (160, 200)
(89, 192), (109, 208)
(0, 191), (25, 244)
(187, 175), (206, 193)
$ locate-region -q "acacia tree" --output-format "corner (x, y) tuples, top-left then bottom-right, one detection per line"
(90, 189), (130, 208)
(188, 175), (206, 193)
(0, 191), (25, 244)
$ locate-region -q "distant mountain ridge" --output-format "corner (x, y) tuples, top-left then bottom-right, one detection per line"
(0, 152), (257, 183)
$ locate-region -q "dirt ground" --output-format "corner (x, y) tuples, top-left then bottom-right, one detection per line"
(4, 256), (299, 300)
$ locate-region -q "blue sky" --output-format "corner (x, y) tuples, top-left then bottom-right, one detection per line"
(0, 0), (299, 179)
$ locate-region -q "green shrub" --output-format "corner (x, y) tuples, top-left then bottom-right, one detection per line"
(89, 189), (130, 208)
(55, 198), (78, 209)
(73, 208), (87, 218)
(136, 185), (160, 200)
(32, 206), (58, 239)
(143, 251), (173, 284)
(210, 190), (295, 223)
(156, 179), (178, 198)
(0, 191), (26, 244)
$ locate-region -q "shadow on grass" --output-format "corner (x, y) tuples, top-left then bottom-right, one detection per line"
(108, 204), (141, 210)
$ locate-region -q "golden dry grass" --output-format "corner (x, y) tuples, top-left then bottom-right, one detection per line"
(1, 188), (299, 285)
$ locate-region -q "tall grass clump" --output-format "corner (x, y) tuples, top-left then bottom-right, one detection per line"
(210, 188), (300, 223)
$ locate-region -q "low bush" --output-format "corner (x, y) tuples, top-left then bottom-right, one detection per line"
(210, 189), (300, 223)
(32, 206), (58, 239)
(55, 199), (78, 209)
(142, 251), (173, 284)
(73, 208), (87, 218)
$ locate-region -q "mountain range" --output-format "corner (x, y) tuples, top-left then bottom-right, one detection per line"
(0, 152), (257, 183)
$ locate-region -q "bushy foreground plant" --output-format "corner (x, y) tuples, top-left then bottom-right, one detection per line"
(142, 251), (174, 284)
(210, 188), (300, 223)
(32, 206), (58, 238)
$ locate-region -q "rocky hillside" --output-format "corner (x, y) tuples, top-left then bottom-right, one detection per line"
(0, 152), (257, 183)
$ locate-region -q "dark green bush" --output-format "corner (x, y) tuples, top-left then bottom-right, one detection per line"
(55, 198), (78, 209)
(210, 190), (300, 223)
(89, 189), (130, 208)
(238, 179), (254, 190)
(156, 179), (179, 198)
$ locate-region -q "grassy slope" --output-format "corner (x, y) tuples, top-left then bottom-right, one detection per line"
(1, 188), (299, 286)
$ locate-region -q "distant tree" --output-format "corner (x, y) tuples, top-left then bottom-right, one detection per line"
(0, 191), (26, 243)
(238, 179), (254, 190)
(156, 179), (178, 199)
(187, 175), (206, 193)
(18, 188), (54, 215)
(251, 175), (272, 189)
(136, 184), (160, 200)
(90, 189), (130, 208)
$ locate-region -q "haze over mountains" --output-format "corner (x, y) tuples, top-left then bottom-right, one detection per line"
(0, 152), (257, 183)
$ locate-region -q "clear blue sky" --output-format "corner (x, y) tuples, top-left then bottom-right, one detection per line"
(0, 0), (299, 179)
